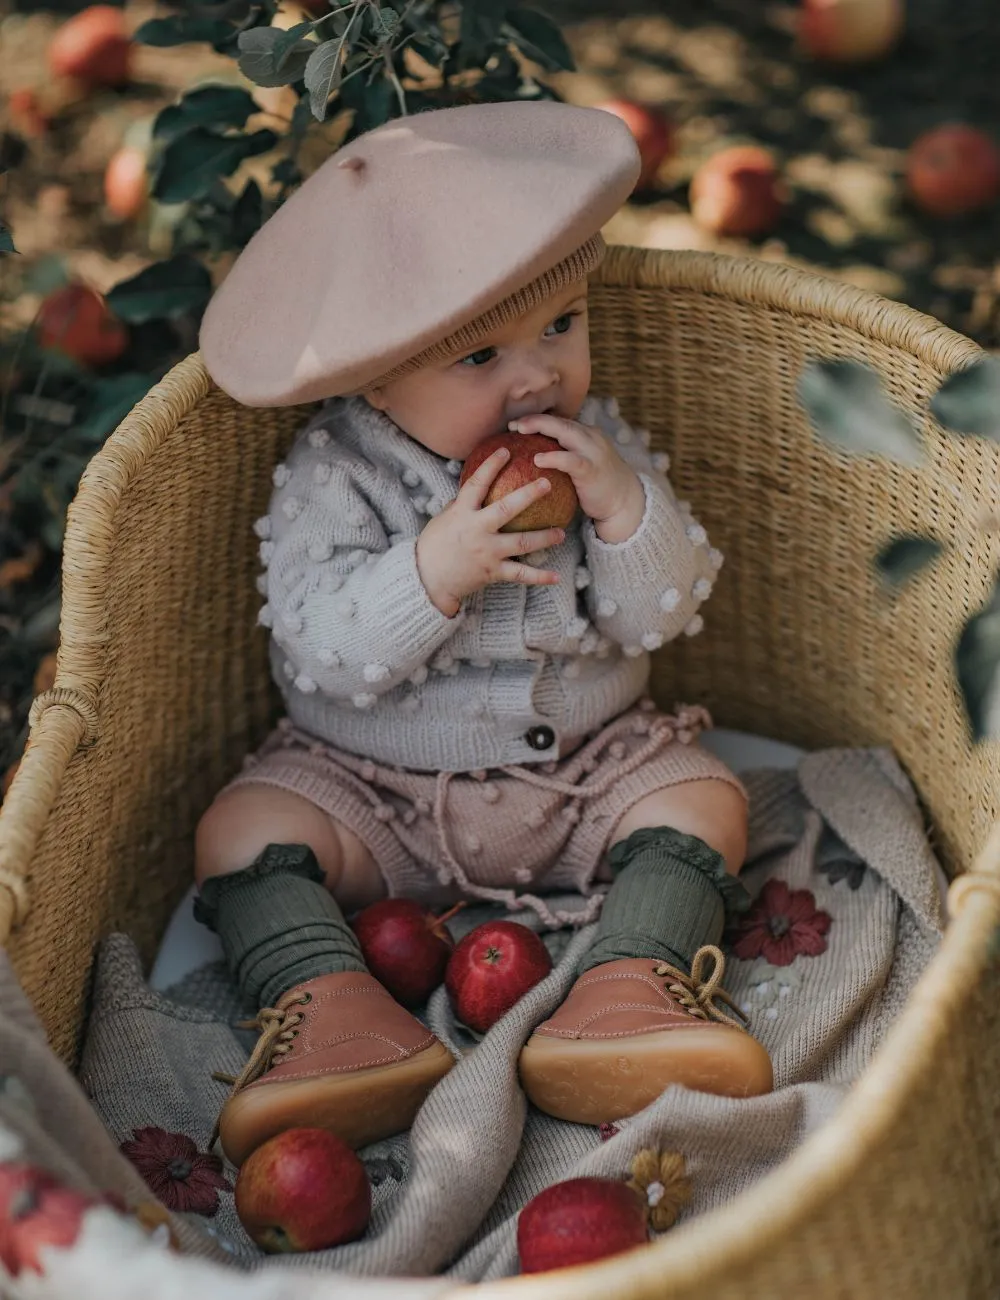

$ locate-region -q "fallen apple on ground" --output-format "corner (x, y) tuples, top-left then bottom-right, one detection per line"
(905, 124), (1000, 219)
(689, 145), (785, 238)
(47, 4), (133, 89)
(594, 99), (675, 192)
(459, 431), (579, 534)
(517, 1175), (650, 1273)
(351, 898), (465, 1007)
(36, 283), (129, 367)
(445, 919), (552, 1033)
(104, 144), (149, 220)
(234, 1128), (370, 1253)
(798, 0), (903, 64)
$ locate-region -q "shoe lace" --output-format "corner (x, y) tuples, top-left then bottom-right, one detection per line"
(208, 992), (311, 1150)
(652, 945), (748, 1031)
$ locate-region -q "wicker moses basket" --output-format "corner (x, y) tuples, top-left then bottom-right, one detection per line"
(2, 244), (1000, 1297)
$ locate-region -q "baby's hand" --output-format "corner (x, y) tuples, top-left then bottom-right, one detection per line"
(415, 446), (567, 618)
(509, 412), (643, 529)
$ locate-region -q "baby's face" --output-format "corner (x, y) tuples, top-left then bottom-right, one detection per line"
(364, 279), (592, 461)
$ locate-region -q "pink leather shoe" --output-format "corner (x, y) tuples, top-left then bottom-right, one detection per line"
(214, 970), (454, 1166)
(518, 946), (772, 1124)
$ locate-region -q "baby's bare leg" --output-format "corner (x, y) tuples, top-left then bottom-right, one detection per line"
(581, 775), (750, 975)
(607, 778), (748, 873)
(194, 786), (452, 1166)
(520, 773), (771, 1124)
(195, 784), (387, 914)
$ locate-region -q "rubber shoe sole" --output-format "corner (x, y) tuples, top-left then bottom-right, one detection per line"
(219, 1039), (454, 1166)
(519, 1025), (773, 1124)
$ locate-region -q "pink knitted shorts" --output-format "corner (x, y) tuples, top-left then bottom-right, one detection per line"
(221, 697), (746, 928)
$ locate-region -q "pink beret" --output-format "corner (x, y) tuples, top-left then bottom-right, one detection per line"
(199, 100), (640, 406)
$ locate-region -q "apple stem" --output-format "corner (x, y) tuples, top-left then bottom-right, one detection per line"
(427, 900), (467, 929)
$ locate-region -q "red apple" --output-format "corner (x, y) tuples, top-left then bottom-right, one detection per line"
(517, 1176), (650, 1274)
(47, 5), (133, 89)
(234, 1128), (370, 1253)
(8, 88), (50, 139)
(0, 1163), (94, 1277)
(905, 124), (1000, 219)
(798, 0), (903, 64)
(594, 99), (675, 193)
(36, 283), (129, 367)
(458, 432), (579, 534)
(445, 920), (552, 1033)
(104, 144), (149, 220)
(351, 898), (464, 1007)
(689, 145), (785, 238)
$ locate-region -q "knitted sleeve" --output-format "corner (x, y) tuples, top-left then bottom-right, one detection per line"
(578, 396), (723, 653)
(258, 430), (461, 703)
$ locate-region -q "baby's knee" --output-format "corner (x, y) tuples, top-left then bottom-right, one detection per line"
(611, 778), (748, 874)
(194, 784), (345, 890)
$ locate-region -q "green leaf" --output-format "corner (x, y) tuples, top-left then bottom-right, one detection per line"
(20, 255), (69, 295)
(504, 7), (575, 71)
(272, 22), (317, 69)
(458, 0), (506, 70)
(151, 127), (279, 204)
(231, 179), (264, 246)
(956, 576), (1000, 742)
(238, 26), (314, 87)
(74, 373), (156, 444)
(153, 85), (259, 144)
(104, 256), (213, 323)
(340, 73), (395, 136)
(271, 156), (302, 187)
(304, 38), (344, 120)
(0, 221), (17, 255)
(408, 34), (450, 68)
(875, 536), (945, 589)
(133, 16), (237, 49)
(373, 7), (401, 40)
(797, 359), (924, 465)
(930, 356), (1000, 440)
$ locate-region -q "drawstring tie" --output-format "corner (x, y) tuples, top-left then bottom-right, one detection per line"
(652, 944), (748, 1030)
(208, 991), (311, 1148)
(266, 701), (712, 930)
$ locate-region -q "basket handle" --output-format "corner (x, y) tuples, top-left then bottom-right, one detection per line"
(0, 688), (99, 943)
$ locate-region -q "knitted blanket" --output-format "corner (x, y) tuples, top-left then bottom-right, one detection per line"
(0, 748), (944, 1297)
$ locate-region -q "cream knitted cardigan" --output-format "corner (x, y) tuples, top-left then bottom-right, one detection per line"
(257, 393), (722, 773)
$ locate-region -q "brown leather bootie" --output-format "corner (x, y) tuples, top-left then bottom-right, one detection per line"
(518, 946), (772, 1125)
(213, 971), (454, 1166)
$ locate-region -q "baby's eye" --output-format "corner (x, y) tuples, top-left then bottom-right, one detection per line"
(545, 313), (575, 337)
(458, 346), (497, 368)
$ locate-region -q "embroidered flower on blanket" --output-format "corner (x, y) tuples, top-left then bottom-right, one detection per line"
(119, 1126), (231, 1216)
(727, 879), (832, 966)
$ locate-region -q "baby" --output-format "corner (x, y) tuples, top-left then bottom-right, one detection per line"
(196, 101), (772, 1169)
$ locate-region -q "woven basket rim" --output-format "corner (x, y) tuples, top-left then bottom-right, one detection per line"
(595, 246), (982, 375)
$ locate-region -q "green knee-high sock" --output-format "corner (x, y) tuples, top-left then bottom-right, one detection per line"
(193, 842), (367, 1009)
(579, 826), (751, 976)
